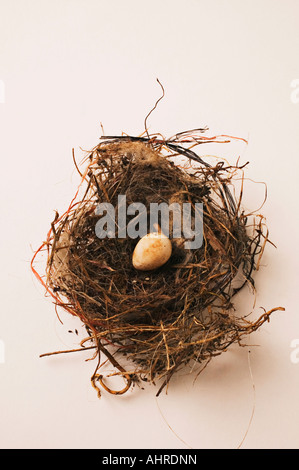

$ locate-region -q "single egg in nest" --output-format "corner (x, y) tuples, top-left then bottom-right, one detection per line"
(132, 231), (172, 271)
(32, 129), (284, 398)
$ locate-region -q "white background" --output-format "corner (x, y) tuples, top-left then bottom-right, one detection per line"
(0, 0), (299, 449)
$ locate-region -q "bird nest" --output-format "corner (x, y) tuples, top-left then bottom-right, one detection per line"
(31, 128), (284, 397)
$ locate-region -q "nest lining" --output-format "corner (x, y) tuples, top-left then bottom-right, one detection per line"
(32, 130), (284, 397)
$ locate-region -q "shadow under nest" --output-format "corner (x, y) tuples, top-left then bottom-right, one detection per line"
(33, 130), (284, 397)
